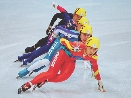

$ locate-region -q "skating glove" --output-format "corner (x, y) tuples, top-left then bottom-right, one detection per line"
(52, 1), (58, 9)
(46, 26), (52, 35)
(98, 80), (106, 92)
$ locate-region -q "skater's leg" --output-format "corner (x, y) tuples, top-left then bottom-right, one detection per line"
(18, 59), (50, 78)
(25, 36), (49, 53)
(29, 50), (66, 85)
(23, 38), (55, 65)
(35, 36), (49, 48)
(27, 59), (50, 72)
(18, 53), (32, 61)
(48, 59), (75, 82)
(18, 49), (66, 94)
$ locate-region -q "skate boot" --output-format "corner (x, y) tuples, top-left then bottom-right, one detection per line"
(18, 56), (23, 62)
(16, 68), (29, 79)
(23, 59), (28, 65)
(20, 60), (28, 67)
(33, 80), (47, 91)
(14, 56), (23, 62)
(18, 82), (31, 94)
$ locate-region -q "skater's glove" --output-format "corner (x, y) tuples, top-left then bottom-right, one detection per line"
(52, 1), (58, 9)
(46, 26), (52, 35)
(72, 45), (80, 52)
(98, 80), (106, 92)
(98, 80), (103, 88)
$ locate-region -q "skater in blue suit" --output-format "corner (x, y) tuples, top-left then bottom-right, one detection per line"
(16, 3), (86, 66)
(17, 25), (79, 78)
(17, 24), (90, 78)
(16, 3), (88, 78)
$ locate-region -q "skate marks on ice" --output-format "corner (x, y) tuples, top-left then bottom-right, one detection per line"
(102, 41), (131, 47)
(31, 85), (87, 98)
(31, 89), (52, 98)
(18, 79), (105, 98)
(98, 60), (131, 98)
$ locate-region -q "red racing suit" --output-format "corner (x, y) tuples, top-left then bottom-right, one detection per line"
(60, 38), (101, 80)
(30, 38), (101, 85)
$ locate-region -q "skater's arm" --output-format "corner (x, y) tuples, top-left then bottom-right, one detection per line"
(92, 58), (106, 92)
(49, 13), (65, 27)
(90, 58), (101, 80)
(60, 38), (85, 51)
(46, 13), (65, 35)
(49, 2), (67, 27)
(53, 1), (67, 13)
(53, 26), (78, 37)
(34, 36), (49, 48)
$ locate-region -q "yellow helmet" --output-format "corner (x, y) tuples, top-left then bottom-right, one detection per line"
(80, 24), (93, 35)
(77, 17), (89, 26)
(74, 8), (86, 17)
(85, 37), (100, 49)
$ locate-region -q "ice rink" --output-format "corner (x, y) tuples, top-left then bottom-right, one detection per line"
(0, 0), (131, 98)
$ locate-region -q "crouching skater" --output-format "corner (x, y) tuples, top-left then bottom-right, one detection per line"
(16, 3), (89, 78)
(15, 3), (86, 66)
(18, 37), (106, 94)
(16, 25), (79, 78)
(17, 17), (90, 78)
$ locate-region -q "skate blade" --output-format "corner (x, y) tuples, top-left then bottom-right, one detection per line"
(16, 76), (20, 79)
(32, 85), (37, 91)
(29, 71), (34, 76)
(20, 64), (24, 67)
(18, 88), (22, 94)
(14, 60), (19, 62)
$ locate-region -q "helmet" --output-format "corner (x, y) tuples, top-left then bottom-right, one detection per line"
(74, 8), (86, 17)
(80, 24), (93, 35)
(77, 17), (89, 26)
(85, 37), (100, 49)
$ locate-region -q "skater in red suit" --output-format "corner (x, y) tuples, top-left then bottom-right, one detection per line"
(18, 36), (106, 94)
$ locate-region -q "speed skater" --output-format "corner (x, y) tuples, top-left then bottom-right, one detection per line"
(17, 17), (90, 78)
(18, 37), (106, 94)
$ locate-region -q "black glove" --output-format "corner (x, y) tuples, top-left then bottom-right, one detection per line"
(46, 26), (52, 35)
(25, 46), (35, 53)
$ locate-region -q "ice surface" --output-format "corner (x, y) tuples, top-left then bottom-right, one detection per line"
(0, 0), (131, 98)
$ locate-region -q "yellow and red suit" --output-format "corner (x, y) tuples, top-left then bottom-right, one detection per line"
(30, 38), (101, 85)
(60, 38), (101, 80)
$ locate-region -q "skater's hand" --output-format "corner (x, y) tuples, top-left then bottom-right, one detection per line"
(98, 80), (106, 92)
(53, 1), (58, 8)
(46, 26), (52, 35)
(72, 46), (80, 52)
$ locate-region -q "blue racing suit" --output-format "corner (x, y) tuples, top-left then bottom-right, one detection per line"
(17, 12), (76, 65)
